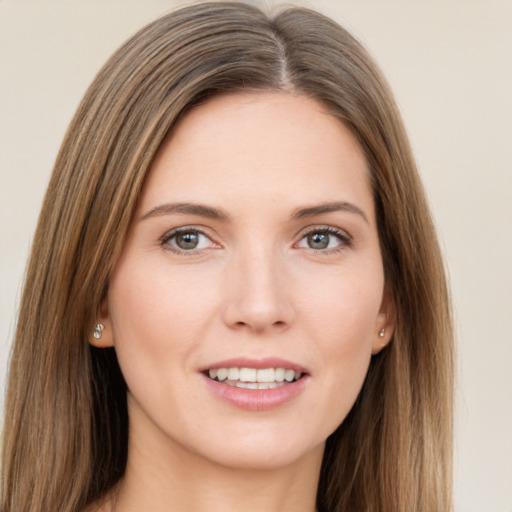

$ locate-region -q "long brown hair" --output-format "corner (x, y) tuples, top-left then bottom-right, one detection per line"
(1, 2), (453, 511)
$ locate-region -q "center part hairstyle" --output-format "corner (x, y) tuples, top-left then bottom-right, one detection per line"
(2, 2), (454, 511)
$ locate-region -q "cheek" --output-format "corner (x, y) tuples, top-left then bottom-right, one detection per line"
(313, 288), (377, 387)
(299, 260), (384, 346)
(297, 266), (383, 425)
(107, 259), (219, 378)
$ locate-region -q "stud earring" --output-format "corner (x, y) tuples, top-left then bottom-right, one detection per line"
(379, 328), (385, 338)
(92, 323), (104, 340)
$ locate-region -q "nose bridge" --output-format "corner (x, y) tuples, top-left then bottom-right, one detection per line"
(223, 239), (293, 332)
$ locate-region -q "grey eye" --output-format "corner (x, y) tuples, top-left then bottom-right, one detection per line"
(307, 232), (330, 249)
(297, 228), (349, 252)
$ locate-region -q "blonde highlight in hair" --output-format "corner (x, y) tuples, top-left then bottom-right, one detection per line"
(2, 3), (453, 511)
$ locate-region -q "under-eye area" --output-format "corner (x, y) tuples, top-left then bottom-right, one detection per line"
(205, 367), (304, 389)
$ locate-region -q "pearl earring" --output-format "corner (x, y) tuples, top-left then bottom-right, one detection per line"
(92, 323), (104, 340)
(379, 328), (385, 338)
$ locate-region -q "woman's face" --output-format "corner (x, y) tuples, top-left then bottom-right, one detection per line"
(101, 92), (394, 470)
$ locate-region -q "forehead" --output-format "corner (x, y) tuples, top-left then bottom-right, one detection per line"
(139, 92), (373, 220)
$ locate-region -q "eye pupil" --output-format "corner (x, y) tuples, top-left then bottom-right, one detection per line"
(307, 232), (329, 249)
(176, 231), (199, 250)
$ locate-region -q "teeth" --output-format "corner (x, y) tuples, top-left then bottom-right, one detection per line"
(227, 367), (239, 380)
(239, 367), (257, 382)
(284, 369), (296, 382)
(259, 382), (278, 389)
(256, 368), (274, 382)
(217, 368), (228, 381)
(207, 366), (302, 386)
(234, 381), (283, 389)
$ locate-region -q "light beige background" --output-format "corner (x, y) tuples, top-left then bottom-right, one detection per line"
(1, 1), (511, 510)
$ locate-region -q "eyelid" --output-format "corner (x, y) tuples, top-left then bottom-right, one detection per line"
(296, 224), (352, 239)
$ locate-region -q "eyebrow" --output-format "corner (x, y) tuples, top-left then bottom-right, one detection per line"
(141, 200), (368, 224)
(141, 202), (230, 222)
(291, 201), (369, 224)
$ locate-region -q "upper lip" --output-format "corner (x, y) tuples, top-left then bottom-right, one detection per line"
(199, 357), (308, 374)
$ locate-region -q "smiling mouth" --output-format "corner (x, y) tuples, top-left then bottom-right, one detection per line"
(205, 367), (303, 390)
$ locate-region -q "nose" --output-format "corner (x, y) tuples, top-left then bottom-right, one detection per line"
(222, 245), (295, 334)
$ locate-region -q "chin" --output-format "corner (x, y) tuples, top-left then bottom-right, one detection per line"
(170, 418), (329, 473)
(198, 437), (325, 472)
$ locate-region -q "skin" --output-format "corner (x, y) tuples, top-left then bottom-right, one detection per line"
(92, 92), (394, 512)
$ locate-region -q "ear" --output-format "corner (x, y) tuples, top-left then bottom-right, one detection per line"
(88, 299), (115, 348)
(371, 285), (396, 355)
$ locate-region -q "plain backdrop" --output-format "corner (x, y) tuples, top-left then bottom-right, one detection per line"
(1, 1), (511, 510)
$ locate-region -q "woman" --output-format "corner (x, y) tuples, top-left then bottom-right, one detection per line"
(1, 2), (454, 511)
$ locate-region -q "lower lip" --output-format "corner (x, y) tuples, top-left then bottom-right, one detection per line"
(202, 374), (308, 411)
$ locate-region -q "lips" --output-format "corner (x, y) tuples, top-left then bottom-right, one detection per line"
(201, 358), (308, 410)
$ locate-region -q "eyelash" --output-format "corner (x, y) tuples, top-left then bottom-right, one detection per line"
(160, 225), (352, 256)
